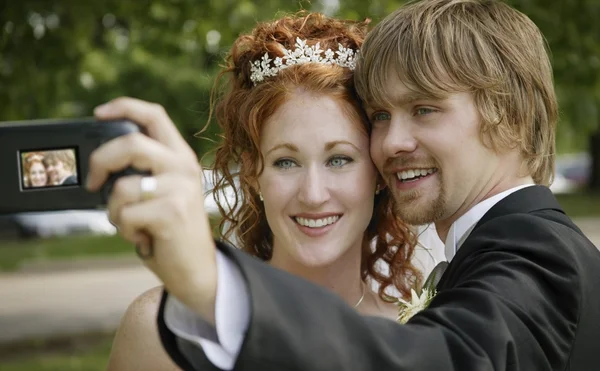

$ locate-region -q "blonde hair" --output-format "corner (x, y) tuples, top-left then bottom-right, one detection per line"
(42, 150), (76, 173)
(355, 0), (558, 185)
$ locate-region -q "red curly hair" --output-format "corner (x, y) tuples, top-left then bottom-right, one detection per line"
(204, 11), (422, 301)
(22, 152), (47, 187)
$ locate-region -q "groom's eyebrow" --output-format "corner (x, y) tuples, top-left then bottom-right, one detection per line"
(392, 92), (437, 106)
(366, 92), (439, 110)
(266, 143), (298, 156)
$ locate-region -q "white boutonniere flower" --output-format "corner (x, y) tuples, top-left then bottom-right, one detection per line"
(396, 261), (447, 324)
(396, 287), (437, 324)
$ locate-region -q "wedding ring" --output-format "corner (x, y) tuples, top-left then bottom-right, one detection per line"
(139, 176), (157, 202)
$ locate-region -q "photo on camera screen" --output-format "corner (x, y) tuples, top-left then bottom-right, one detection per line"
(19, 148), (79, 189)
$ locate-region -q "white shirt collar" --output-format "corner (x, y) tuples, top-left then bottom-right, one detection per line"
(443, 184), (535, 262)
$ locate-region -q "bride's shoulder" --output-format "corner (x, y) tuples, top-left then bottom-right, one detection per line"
(106, 286), (181, 371)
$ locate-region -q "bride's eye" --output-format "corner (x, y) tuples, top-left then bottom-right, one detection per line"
(273, 158), (297, 170)
(328, 155), (352, 168)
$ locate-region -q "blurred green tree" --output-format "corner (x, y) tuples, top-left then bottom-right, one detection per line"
(0, 0), (308, 155)
(1, 0), (599, 188)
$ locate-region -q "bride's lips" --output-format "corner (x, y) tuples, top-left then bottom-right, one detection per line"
(291, 212), (342, 237)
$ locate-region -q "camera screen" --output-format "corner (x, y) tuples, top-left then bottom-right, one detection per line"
(19, 148), (79, 189)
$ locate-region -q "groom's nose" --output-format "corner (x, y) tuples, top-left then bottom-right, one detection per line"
(379, 117), (418, 159)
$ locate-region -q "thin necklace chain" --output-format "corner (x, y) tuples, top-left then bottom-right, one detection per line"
(354, 282), (366, 309)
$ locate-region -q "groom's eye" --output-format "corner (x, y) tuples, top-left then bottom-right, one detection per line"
(371, 111), (391, 122)
(414, 107), (437, 116)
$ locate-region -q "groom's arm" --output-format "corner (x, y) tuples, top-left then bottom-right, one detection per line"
(157, 249), (250, 370)
(159, 214), (581, 370)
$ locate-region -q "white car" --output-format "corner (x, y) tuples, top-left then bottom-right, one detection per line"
(11, 209), (117, 238)
(549, 173), (578, 194)
(0, 169), (236, 240)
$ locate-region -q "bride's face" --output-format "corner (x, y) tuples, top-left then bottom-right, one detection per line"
(29, 161), (48, 187)
(257, 91), (378, 267)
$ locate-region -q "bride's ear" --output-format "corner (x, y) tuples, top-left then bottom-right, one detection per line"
(249, 178), (263, 202)
(375, 176), (387, 195)
(241, 153), (263, 201)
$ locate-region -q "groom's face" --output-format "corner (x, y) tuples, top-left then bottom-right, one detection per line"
(366, 76), (502, 227)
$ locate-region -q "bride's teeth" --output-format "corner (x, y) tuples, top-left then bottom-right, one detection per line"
(295, 215), (340, 228)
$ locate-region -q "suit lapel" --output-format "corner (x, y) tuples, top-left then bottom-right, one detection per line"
(474, 185), (564, 230)
(435, 186), (564, 290)
(424, 261), (449, 290)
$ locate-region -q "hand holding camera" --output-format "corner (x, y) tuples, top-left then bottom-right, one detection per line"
(88, 97), (218, 323)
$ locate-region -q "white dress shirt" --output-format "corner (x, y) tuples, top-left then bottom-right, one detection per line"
(164, 184), (533, 370)
(443, 184), (534, 261)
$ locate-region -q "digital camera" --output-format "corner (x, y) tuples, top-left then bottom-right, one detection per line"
(0, 117), (146, 214)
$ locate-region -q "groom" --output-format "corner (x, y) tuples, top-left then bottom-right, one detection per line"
(154, 0), (600, 370)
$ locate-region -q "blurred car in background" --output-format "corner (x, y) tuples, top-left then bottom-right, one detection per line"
(550, 152), (591, 194)
(556, 152), (591, 189)
(0, 169), (234, 240)
(549, 173), (578, 194)
(0, 209), (117, 240)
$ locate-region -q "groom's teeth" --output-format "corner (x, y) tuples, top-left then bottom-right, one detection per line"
(397, 168), (436, 181)
(295, 216), (340, 228)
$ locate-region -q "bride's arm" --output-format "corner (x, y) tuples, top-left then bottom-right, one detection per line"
(107, 286), (181, 371)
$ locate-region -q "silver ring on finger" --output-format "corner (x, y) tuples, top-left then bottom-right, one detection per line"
(139, 176), (158, 202)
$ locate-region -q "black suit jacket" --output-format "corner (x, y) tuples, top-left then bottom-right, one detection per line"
(60, 175), (77, 185)
(158, 185), (600, 370)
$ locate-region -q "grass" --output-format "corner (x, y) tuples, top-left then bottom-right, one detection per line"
(555, 191), (600, 217)
(0, 234), (134, 272)
(0, 335), (113, 371)
(0, 215), (224, 272)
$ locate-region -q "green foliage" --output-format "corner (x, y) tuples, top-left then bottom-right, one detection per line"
(1, 0), (599, 156)
(0, 0), (305, 154)
(555, 192), (600, 217)
(506, 0), (600, 152)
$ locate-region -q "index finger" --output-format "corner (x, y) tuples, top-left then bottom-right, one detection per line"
(94, 97), (188, 154)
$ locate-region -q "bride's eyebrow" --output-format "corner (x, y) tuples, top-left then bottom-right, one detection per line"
(325, 140), (360, 152)
(265, 140), (359, 156)
(265, 143), (298, 156)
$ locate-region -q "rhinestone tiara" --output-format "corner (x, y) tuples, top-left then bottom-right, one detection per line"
(249, 37), (359, 86)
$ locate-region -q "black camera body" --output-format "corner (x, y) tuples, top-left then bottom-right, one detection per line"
(0, 117), (145, 214)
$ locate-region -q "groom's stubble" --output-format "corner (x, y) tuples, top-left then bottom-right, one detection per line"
(390, 171), (448, 226)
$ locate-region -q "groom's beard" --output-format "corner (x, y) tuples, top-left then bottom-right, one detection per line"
(391, 176), (447, 226)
